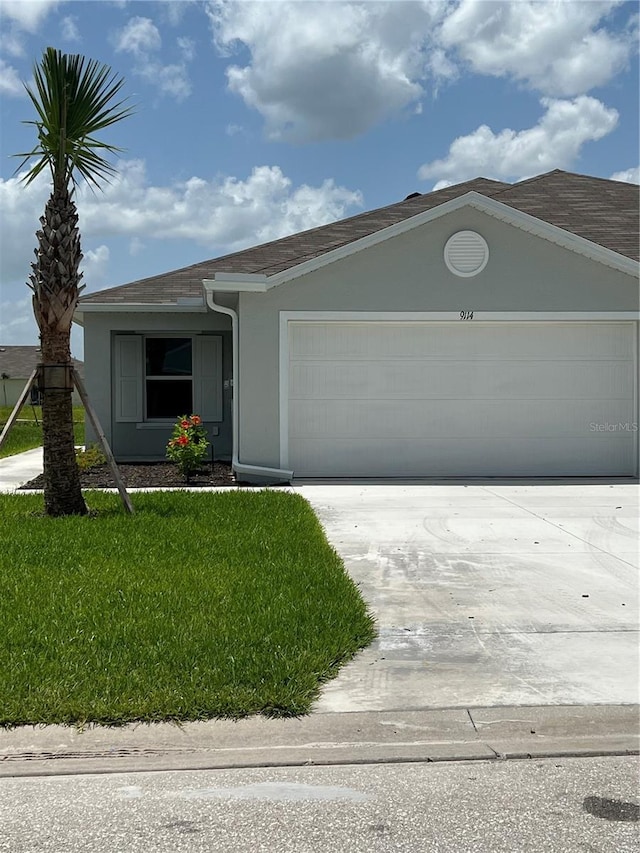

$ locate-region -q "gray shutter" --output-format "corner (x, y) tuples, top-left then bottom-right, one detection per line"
(114, 335), (143, 422)
(194, 335), (222, 422)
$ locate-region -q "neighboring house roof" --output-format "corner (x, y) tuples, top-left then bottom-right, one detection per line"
(0, 346), (84, 379)
(80, 170), (639, 307)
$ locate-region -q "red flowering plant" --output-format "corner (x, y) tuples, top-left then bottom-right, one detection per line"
(166, 414), (209, 482)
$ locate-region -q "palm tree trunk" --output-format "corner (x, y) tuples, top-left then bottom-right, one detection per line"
(32, 186), (87, 516)
(40, 332), (86, 516)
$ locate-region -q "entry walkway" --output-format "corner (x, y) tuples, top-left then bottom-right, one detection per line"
(0, 447), (43, 492)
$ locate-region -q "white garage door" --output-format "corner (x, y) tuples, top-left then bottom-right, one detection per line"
(286, 321), (637, 477)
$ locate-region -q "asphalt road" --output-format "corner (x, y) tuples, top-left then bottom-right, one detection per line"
(1, 756), (638, 852)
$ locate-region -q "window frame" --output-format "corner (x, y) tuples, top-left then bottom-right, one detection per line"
(143, 334), (194, 422)
(113, 332), (224, 425)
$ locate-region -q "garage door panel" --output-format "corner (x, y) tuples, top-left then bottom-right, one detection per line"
(290, 399), (637, 440)
(290, 360), (633, 400)
(290, 436), (634, 477)
(290, 322), (633, 361)
(286, 322), (637, 477)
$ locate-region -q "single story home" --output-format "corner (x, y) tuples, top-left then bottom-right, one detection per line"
(76, 169), (639, 482)
(0, 346), (83, 408)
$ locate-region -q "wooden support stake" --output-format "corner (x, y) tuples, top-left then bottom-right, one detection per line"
(0, 369), (38, 452)
(72, 368), (134, 515)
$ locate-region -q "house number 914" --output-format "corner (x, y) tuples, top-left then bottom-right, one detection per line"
(459, 310), (474, 320)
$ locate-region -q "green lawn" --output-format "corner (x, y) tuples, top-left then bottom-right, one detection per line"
(0, 406), (84, 458)
(0, 490), (375, 726)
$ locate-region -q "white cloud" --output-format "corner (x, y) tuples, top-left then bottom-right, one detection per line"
(112, 15), (192, 100)
(60, 14), (80, 43)
(418, 96), (619, 186)
(75, 159), (362, 248)
(177, 35), (195, 62)
(0, 0), (61, 32)
(0, 0), (62, 76)
(129, 237), (146, 256)
(0, 172), (48, 285)
(0, 58), (23, 96)
(113, 16), (161, 56)
(439, 0), (635, 97)
(0, 296), (37, 347)
(206, 0), (448, 142)
(205, 0), (635, 143)
(151, 62), (192, 100)
(0, 28), (25, 57)
(81, 245), (110, 289)
(610, 166), (640, 184)
(164, 1), (190, 27)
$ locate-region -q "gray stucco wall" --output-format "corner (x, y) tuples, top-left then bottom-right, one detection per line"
(237, 207), (639, 469)
(81, 311), (233, 461)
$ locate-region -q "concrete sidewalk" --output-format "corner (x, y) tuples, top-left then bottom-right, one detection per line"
(0, 705), (637, 778)
(0, 446), (43, 491)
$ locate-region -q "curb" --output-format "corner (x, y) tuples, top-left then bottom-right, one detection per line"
(1, 705), (637, 778)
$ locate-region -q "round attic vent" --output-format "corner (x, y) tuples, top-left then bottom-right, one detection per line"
(444, 231), (489, 277)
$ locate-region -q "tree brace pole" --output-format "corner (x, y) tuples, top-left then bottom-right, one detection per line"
(0, 369), (39, 453)
(71, 368), (134, 515)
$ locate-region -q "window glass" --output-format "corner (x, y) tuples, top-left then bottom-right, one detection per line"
(146, 380), (193, 419)
(146, 338), (192, 376)
(145, 337), (193, 419)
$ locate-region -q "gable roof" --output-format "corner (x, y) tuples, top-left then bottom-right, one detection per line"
(80, 170), (639, 307)
(0, 346), (84, 378)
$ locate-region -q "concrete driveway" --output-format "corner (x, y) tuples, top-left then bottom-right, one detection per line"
(295, 483), (639, 713)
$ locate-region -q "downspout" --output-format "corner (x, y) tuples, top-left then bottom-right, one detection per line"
(204, 287), (293, 483)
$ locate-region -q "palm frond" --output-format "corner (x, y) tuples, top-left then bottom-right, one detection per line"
(15, 46), (134, 190)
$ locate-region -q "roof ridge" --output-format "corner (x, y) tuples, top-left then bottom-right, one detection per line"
(546, 168), (630, 184)
(493, 168), (636, 195)
(489, 169), (566, 195)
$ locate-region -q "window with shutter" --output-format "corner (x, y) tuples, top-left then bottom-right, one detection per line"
(114, 334), (222, 423)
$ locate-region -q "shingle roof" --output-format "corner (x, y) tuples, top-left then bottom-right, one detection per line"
(491, 170), (639, 261)
(80, 170), (639, 306)
(0, 346), (84, 378)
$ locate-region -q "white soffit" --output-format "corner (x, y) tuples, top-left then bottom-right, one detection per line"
(444, 230), (489, 277)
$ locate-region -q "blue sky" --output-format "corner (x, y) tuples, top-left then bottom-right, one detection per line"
(0, 0), (638, 357)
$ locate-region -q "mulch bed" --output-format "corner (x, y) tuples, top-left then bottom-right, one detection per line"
(20, 461), (237, 490)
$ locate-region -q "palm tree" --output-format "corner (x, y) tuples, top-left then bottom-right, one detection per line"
(16, 47), (133, 516)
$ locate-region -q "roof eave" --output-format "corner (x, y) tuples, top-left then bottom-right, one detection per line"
(204, 273), (268, 293)
(75, 302), (208, 315)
